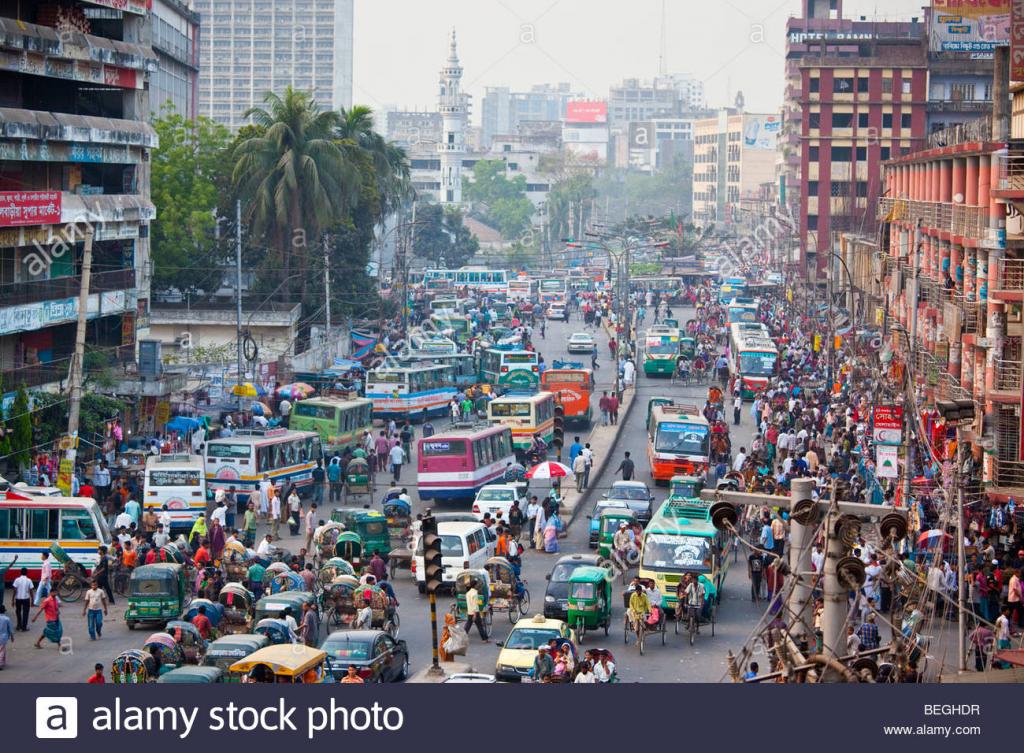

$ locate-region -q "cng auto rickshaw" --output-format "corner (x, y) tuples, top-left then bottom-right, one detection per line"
(156, 666), (224, 683)
(680, 337), (696, 361)
(451, 569), (493, 639)
(218, 583), (255, 634)
(669, 475), (704, 501)
(330, 508), (389, 558)
(203, 633), (269, 682)
(112, 649), (158, 683)
(597, 508), (637, 561)
(229, 645), (333, 684)
(567, 566), (612, 643)
(334, 530), (364, 569)
(484, 556), (529, 623)
(343, 456), (374, 503)
(125, 563), (190, 630)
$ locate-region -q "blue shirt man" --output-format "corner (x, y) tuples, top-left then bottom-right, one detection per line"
(326, 461), (342, 483)
(125, 498), (141, 526)
(568, 439), (583, 466)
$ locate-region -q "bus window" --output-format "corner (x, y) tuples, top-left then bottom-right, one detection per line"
(61, 509), (97, 540)
(0, 508), (21, 538)
(481, 436), (493, 465)
(256, 447), (269, 472)
(29, 509), (59, 539)
(488, 433), (499, 462)
(293, 439), (306, 463)
(311, 436), (322, 461)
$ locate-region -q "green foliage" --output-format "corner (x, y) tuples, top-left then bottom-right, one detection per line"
(592, 156), (694, 222)
(463, 160), (535, 240)
(10, 387), (32, 469)
(413, 203), (479, 269)
(150, 105), (233, 294)
(29, 393), (125, 453)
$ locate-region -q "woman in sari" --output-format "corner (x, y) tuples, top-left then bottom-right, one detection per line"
(544, 516), (560, 554)
(534, 508), (546, 551)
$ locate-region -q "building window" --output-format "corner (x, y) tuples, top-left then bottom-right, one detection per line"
(856, 146), (867, 161)
(857, 77), (870, 93)
(901, 113), (912, 129)
(882, 78), (893, 94)
(858, 112), (869, 128)
(832, 112), (853, 128)
(880, 146), (891, 160)
(832, 146), (852, 162)
(809, 146), (820, 161)
(807, 180), (819, 195)
(807, 214), (818, 230)
(856, 181), (868, 197)
(882, 113), (893, 128)
(809, 77), (820, 93)
(834, 77), (855, 93)
(809, 113), (821, 129)
(902, 79), (912, 94)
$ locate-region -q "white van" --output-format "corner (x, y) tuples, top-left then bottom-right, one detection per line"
(413, 521), (496, 593)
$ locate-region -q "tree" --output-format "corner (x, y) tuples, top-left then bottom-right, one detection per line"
(462, 160), (535, 240)
(10, 387), (31, 470)
(150, 105), (233, 295)
(232, 88), (359, 303)
(413, 203), (479, 268)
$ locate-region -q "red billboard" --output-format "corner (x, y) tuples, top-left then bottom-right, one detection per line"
(1013, 0), (1024, 81)
(566, 101), (608, 124)
(0, 191), (62, 227)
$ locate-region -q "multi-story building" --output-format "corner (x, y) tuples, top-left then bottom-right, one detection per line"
(194, 0), (354, 130)
(480, 83), (580, 149)
(386, 111), (443, 150)
(148, 0), (200, 119)
(608, 74), (705, 125)
(783, 0), (925, 275)
(691, 110), (778, 228)
(798, 32), (928, 277)
(0, 0), (157, 394)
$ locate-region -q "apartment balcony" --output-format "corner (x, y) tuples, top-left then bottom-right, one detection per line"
(925, 118), (993, 149)
(993, 257), (1024, 293)
(2, 363), (67, 389)
(991, 359), (1023, 401)
(993, 139), (1024, 200)
(992, 457), (1024, 494)
(878, 197), (987, 239)
(0, 269), (134, 308)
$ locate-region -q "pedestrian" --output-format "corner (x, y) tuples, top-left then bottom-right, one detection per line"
(327, 457), (343, 503)
(270, 485), (281, 540)
(622, 359), (636, 390)
(733, 393), (743, 426)
(32, 590), (62, 649)
(389, 441), (406, 483)
(463, 580), (490, 643)
(243, 501), (257, 548)
(87, 663), (105, 684)
(12, 567), (32, 631)
(573, 452), (586, 492)
(287, 487), (301, 536)
(258, 474), (272, 518)
(92, 546), (115, 604)
(311, 460), (325, 506)
(82, 580), (108, 640)
(375, 431), (390, 475)
(581, 444), (594, 489)
(0, 604), (12, 669)
(304, 503), (317, 552)
(34, 550), (52, 606)
(616, 451), (635, 481)
(300, 600), (320, 647)
(607, 392), (620, 425)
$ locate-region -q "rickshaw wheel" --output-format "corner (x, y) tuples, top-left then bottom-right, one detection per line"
(58, 574), (83, 602)
(386, 619), (399, 640)
(519, 589), (530, 616)
(508, 604), (517, 624)
(638, 627), (645, 655)
(623, 617), (629, 644)
(603, 620), (609, 637)
(660, 615), (666, 645)
(711, 604), (717, 637)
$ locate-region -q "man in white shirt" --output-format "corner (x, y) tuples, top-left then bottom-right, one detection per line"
(153, 525), (170, 549)
(34, 551), (53, 605)
(810, 544), (825, 573)
(12, 567), (33, 630)
(269, 488), (282, 540)
(257, 534), (275, 557)
(732, 447), (747, 473)
(210, 498), (227, 528)
(389, 443), (406, 483)
(622, 359), (636, 389)
(190, 426), (205, 455)
(258, 475), (272, 517)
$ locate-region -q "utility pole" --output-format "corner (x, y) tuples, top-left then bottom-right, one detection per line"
(65, 226), (94, 483)
(402, 200), (417, 337)
(786, 478), (816, 643)
(235, 199), (244, 411)
(902, 220), (922, 507)
(323, 234), (332, 368)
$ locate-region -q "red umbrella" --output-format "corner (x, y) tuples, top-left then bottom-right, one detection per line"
(917, 529), (949, 547)
(525, 461), (573, 479)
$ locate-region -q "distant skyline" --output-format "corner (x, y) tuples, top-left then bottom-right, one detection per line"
(353, 0), (928, 124)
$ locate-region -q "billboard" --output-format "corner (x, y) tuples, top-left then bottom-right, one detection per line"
(1014, 0), (1024, 80)
(931, 0), (1010, 52)
(0, 191), (61, 227)
(566, 101), (608, 124)
(872, 405), (904, 445)
(742, 115), (781, 150)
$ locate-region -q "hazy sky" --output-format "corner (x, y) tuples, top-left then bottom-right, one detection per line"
(353, 0), (928, 122)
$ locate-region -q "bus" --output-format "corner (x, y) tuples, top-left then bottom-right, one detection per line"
(429, 298), (460, 315)
(507, 278), (537, 302)
(639, 497), (731, 613)
(539, 278), (568, 303)
(365, 364), (457, 421)
(479, 349), (540, 391)
(487, 392), (556, 454)
(429, 313), (473, 345)
(143, 454), (207, 533)
(416, 425), (516, 502)
(397, 352), (478, 388)
(718, 277), (747, 305)
(646, 404), (711, 484)
(726, 298), (760, 325)
(642, 326), (682, 377)
(631, 276), (683, 303)
(204, 428), (322, 498)
(540, 366), (594, 427)
(728, 323), (778, 400)
(289, 396), (374, 455)
(422, 267), (509, 294)
(0, 490), (112, 581)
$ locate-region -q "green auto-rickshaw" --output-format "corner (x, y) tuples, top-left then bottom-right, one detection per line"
(646, 397), (673, 427)
(156, 666), (224, 684)
(566, 566), (612, 643)
(333, 530), (365, 569)
(330, 508), (388, 558)
(597, 508), (637, 561)
(669, 475), (703, 501)
(125, 563), (189, 630)
(679, 337), (696, 360)
(253, 591), (316, 624)
(203, 633), (269, 683)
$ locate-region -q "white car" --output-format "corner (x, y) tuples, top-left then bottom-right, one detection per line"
(566, 332), (596, 354)
(546, 304), (568, 321)
(472, 483), (526, 521)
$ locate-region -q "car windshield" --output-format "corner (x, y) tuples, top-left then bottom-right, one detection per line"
(505, 628), (560, 650)
(601, 517), (627, 534)
(655, 423), (710, 455)
(323, 639), (372, 661)
(549, 563), (582, 582)
(415, 534), (464, 557)
(641, 534), (711, 572)
(739, 352), (776, 376)
(570, 335), (591, 342)
(609, 486), (648, 501)
(477, 488), (514, 501)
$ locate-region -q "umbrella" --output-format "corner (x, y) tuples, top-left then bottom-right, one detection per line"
(250, 401), (274, 417)
(277, 383), (315, 400)
(917, 529), (949, 547)
(232, 382), (267, 398)
(525, 461), (573, 479)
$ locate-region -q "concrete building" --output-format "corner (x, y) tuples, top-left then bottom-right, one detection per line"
(149, 301), (302, 362)
(385, 110), (442, 150)
(0, 0), (158, 395)
(691, 110), (778, 227)
(194, 0), (354, 130)
(148, 0), (200, 119)
(480, 83), (580, 149)
(608, 74), (705, 125)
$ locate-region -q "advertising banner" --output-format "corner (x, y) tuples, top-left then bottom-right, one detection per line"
(876, 444), (900, 478)
(873, 405), (904, 445)
(0, 190), (61, 227)
(566, 101), (608, 124)
(930, 0), (1009, 53)
(1013, 0), (1024, 79)
(933, 0), (1009, 16)
(742, 115), (781, 150)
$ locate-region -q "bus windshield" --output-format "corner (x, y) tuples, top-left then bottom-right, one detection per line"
(646, 338), (678, 356)
(149, 470), (202, 487)
(642, 534), (711, 572)
(491, 402), (531, 417)
(739, 352), (776, 376)
(654, 423), (710, 456)
(206, 444), (251, 459)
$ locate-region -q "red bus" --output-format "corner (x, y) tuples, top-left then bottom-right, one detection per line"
(417, 425), (516, 503)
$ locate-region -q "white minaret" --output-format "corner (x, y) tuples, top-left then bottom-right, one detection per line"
(438, 28), (466, 205)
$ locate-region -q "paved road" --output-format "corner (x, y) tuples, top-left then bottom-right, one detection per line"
(1, 305), (769, 683)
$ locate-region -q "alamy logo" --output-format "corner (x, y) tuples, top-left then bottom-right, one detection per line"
(36, 697), (78, 739)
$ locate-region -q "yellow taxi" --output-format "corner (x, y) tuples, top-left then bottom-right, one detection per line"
(495, 614), (575, 682)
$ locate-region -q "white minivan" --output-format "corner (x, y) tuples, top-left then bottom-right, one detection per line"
(413, 521), (496, 593)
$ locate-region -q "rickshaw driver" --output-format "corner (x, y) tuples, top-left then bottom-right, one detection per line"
(626, 584), (650, 633)
(611, 522), (635, 573)
(679, 573), (706, 633)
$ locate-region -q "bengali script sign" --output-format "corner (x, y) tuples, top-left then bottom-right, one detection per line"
(1013, 0), (1024, 80)
(0, 191), (61, 227)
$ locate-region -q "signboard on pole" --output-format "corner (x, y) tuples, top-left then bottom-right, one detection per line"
(872, 405), (904, 445)
(875, 445), (900, 479)
(57, 457), (74, 496)
(1013, 0), (1024, 80)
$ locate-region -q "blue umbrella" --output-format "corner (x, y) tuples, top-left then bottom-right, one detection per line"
(165, 416), (201, 434)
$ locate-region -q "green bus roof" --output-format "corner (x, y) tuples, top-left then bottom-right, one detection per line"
(644, 498), (716, 536)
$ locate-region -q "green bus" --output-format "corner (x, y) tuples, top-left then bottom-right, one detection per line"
(642, 325), (681, 377)
(638, 497), (731, 613)
(289, 397), (373, 455)
(479, 348), (540, 391)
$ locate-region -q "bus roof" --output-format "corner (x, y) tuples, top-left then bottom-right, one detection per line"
(0, 491), (102, 508)
(488, 391), (553, 404)
(420, 424), (508, 440)
(650, 404), (707, 424)
(206, 429), (319, 446)
(145, 454), (204, 470)
(367, 364), (451, 374)
(296, 396), (372, 407)
(646, 498), (716, 534)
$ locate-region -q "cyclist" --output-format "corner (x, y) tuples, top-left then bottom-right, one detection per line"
(679, 573), (706, 634)
(626, 583), (650, 635)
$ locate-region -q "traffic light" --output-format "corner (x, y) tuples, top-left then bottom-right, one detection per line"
(552, 404), (565, 451)
(420, 514), (443, 594)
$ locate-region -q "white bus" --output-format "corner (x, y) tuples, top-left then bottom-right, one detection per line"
(422, 267), (509, 294)
(204, 429), (323, 498)
(539, 278), (568, 303)
(365, 364), (457, 421)
(143, 454), (207, 533)
(507, 278), (538, 302)
(728, 323), (778, 400)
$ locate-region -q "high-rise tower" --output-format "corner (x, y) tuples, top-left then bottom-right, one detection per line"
(438, 29), (467, 205)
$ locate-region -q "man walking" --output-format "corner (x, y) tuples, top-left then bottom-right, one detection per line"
(581, 444), (594, 490)
(733, 393), (743, 426)
(463, 581), (490, 643)
(304, 503), (317, 552)
(34, 550), (52, 606)
(598, 392), (610, 426)
(607, 392), (620, 426)
(389, 442), (407, 483)
(0, 604), (12, 669)
(270, 485), (281, 540)
(11, 567), (32, 631)
(616, 451), (635, 481)
(327, 457), (343, 503)
(311, 460), (325, 506)
(82, 580), (108, 640)
(573, 452), (586, 492)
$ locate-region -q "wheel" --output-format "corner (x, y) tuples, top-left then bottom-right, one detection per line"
(519, 589), (530, 616)
(389, 558), (397, 579)
(398, 654), (410, 681)
(674, 613), (680, 635)
(328, 608), (344, 627)
(711, 605), (717, 637)
(623, 620), (629, 644)
(576, 618), (586, 644)
(126, 619), (136, 630)
(688, 615), (696, 646)
(508, 604), (517, 624)
(58, 575), (83, 603)
(638, 628), (645, 655)
(389, 612), (400, 639)
(661, 617), (666, 645)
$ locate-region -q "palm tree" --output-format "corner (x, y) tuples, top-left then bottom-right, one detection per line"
(336, 105), (411, 224)
(232, 87), (358, 298)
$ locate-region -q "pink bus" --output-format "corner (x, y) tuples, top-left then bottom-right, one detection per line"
(417, 425), (516, 503)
